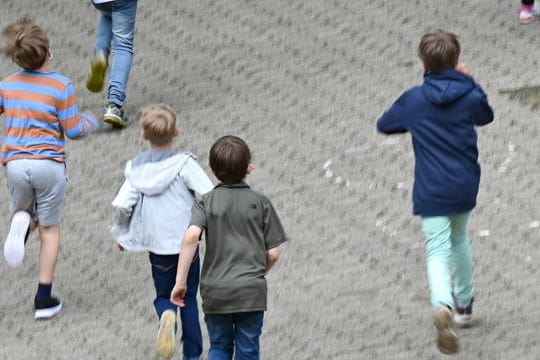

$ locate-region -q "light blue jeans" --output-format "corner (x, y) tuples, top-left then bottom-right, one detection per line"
(93, 0), (138, 106)
(421, 212), (475, 310)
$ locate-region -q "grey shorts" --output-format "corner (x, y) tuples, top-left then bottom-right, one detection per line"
(6, 159), (68, 226)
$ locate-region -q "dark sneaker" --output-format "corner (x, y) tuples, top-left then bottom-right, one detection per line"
(103, 103), (129, 128)
(86, 51), (108, 93)
(433, 306), (459, 354)
(4, 211), (31, 267)
(34, 296), (62, 320)
(454, 297), (474, 328)
(156, 310), (176, 360)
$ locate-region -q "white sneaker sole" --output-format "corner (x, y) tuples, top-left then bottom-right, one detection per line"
(4, 211), (30, 267)
(156, 310), (176, 359)
(35, 303), (62, 320)
(520, 15), (536, 24)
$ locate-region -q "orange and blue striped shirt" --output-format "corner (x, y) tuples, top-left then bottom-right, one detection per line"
(0, 71), (97, 165)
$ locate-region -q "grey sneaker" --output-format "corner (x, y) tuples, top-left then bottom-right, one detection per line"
(103, 103), (129, 128)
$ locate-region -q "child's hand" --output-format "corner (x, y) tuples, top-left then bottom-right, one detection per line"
(170, 282), (187, 307)
(82, 113), (100, 136)
(455, 62), (472, 77)
(117, 244), (124, 252)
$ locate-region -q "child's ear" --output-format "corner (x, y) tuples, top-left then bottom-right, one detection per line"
(141, 130), (148, 140)
(247, 163), (255, 174)
(174, 128), (180, 137)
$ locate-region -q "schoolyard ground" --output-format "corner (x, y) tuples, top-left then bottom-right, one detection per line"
(1, 0), (539, 359)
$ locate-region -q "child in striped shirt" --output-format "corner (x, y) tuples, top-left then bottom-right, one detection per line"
(0, 18), (99, 319)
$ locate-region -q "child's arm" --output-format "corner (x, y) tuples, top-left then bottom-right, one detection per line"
(376, 94), (408, 134)
(262, 199), (287, 273)
(266, 246), (282, 272)
(455, 64), (494, 127)
(171, 225), (201, 307)
(112, 179), (139, 217)
(57, 82), (99, 139)
(111, 177), (139, 243)
(181, 157), (214, 200)
(472, 86), (494, 127)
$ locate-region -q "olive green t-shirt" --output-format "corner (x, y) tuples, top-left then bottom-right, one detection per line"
(190, 183), (287, 314)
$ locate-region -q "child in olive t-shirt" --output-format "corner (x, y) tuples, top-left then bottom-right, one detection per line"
(171, 135), (287, 359)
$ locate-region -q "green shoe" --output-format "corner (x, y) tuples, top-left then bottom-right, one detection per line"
(103, 103), (129, 128)
(86, 51), (107, 93)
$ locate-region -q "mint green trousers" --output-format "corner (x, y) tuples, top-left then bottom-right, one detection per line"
(421, 212), (475, 309)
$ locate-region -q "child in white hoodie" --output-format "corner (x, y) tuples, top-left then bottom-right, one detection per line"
(111, 104), (213, 360)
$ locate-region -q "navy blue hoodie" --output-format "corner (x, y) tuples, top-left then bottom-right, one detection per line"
(377, 69), (493, 216)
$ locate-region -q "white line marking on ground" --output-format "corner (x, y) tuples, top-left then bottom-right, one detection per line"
(498, 142), (516, 174)
(478, 229), (490, 237)
(322, 159), (350, 187)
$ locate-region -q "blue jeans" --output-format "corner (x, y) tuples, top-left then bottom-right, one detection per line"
(93, 0), (138, 106)
(205, 312), (264, 360)
(422, 212), (475, 310)
(149, 252), (202, 359)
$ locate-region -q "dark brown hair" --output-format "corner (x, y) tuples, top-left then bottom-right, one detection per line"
(418, 30), (460, 72)
(140, 104), (177, 145)
(209, 135), (251, 184)
(2, 18), (49, 70)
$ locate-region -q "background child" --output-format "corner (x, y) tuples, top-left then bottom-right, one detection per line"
(86, 0), (138, 127)
(171, 135), (287, 360)
(376, 30), (493, 354)
(0, 18), (99, 319)
(111, 104), (212, 360)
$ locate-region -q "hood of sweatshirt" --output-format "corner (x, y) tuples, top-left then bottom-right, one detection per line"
(422, 69), (475, 105)
(124, 152), (192, 196)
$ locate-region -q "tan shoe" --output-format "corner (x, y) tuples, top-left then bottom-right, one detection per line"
(433, 306), (459, 354)
(157, 310), (176, 359)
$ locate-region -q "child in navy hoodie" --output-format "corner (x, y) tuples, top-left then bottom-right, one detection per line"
(377, 30), (493, 355)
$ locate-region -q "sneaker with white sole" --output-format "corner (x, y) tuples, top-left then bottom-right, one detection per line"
(4, 211), (31, 267)
(520, 4), (538, 24)
(103, 103), (129, 128)
(454, 297), (474, 328)
(433, 306), (459, 354)
(86, 51), (108, 93)
(157, 310), (176, 360)
(34, 296), (62, 320)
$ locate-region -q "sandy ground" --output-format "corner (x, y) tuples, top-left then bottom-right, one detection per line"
(1, 0), (540, 359)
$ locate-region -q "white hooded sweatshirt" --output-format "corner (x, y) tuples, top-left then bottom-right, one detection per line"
(111, 151), (213, 254)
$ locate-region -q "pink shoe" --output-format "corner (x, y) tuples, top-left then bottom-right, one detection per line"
(520, 4), (537, 24)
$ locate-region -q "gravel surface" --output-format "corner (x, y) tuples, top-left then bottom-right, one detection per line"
(1, 0), (539, 359)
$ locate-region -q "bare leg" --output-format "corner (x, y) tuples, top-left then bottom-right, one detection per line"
(38, 225), (60, 284)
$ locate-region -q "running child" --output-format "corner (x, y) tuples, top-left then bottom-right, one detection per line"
(86, 0), (138, 128)
(377, 30), (494, 354)
(171, 135), (287, 360)
(111, 104), (213, 360)
(1, 18), (99, 319)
